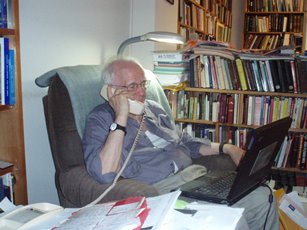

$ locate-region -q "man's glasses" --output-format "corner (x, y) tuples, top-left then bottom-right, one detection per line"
(112, 80), (150, 91)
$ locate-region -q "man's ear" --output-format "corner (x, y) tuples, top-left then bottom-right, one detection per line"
(107, 86), (115, 98)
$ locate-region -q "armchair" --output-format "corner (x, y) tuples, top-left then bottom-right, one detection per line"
(35, 65), (235, 208)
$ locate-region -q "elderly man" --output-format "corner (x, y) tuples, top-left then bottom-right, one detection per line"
(83, 57), (279, 230)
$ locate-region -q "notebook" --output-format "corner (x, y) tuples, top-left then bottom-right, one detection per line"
(179, 116), (292, 206)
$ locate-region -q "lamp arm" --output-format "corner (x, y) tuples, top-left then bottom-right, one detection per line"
(117, 36), (143, 55)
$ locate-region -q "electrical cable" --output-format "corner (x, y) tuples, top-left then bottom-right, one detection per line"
(262, 183), (273, 230)
(85, 113), (146, 207)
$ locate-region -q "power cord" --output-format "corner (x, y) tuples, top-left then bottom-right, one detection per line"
(85, 113), (146, 207)
(262, 183), (273, 230)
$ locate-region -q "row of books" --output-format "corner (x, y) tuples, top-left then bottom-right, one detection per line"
(188, 48), (307, 94)
(0, 37), (15, 105)
(247, 0), (304, 12)
(244, 33), (302, 50)
(176, 91), (307, 129)
(245, 14), (303, 33)
(274, 133), (307, 171)
(179, 3), (206, 32)
(210, 3), (232, 27)
(178, 0), (231, 42)
(179, 123), (249, 148)
(181, 123), (218, 142)
(0, 0), (13, 29)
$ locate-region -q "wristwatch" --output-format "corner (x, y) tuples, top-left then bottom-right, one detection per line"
(110, 122), (126, 135)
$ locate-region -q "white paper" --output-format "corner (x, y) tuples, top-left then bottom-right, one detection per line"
(158, 202), (245, 230)
(279, 191), (307, 229)
(143, 190), (181, 230)
(0, 197), (17, 214)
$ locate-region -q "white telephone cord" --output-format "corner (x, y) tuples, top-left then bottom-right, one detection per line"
(85, 113), (146, 207)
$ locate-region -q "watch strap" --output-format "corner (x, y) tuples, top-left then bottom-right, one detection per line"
(110, 123), (127, 135)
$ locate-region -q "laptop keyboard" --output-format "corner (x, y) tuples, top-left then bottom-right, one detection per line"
(194, 172), (236, 198)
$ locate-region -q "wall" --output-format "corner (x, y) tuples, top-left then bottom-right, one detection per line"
(127, 0), (178, 70)
(231, 0), (244, 49)
(19, 0), (132, 204)
(19, 0), (174, 205)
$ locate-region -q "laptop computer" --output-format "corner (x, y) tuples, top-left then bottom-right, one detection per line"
(178, 116), (292, 206)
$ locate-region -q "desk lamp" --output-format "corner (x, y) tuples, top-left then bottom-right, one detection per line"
(117, 31), (185, 55)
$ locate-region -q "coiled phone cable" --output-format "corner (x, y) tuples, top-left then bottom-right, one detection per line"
(85, 113), (146, 207)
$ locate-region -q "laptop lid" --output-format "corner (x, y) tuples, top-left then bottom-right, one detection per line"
(226, 116), (292, 204)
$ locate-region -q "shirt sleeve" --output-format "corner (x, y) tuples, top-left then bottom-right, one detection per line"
(147, 100), (212, 159)
(82, 103), (117, 184)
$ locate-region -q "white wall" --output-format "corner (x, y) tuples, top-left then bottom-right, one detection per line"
(231, 0), (244, 49)
(19, 0), (132, 204)
(129, 0), (178, 70)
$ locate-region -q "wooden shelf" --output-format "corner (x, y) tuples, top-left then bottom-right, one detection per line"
(272, 167), (307, 174)
(245, 11), (304, 15)
(0, 0), (27, 205)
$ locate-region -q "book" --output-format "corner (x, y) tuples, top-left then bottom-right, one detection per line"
(295, 57), (307, 93)
(247, 95), (255, 125)
(152, 51), (188, 64)
(260, 60), (271, 92)
(284, 60), (294, 93)
(235, 58), (248, 90)
(0, 37), (9, 105)
(226, 59), (240, 90)
(251, 60), (263, 92)
(0, 0), (8, 28)
(226, 95), (234, 124)
(209, 56), (218, 89)
(241, 59), (256, 91)
(268, 60), (281, 92)
(213, 56), (225, 89)
(253, 96), (263, 126)
(276, 59), (288, 93)
(218, 94), (227, 123)
(300, 134), (307, 170)
(8, 49), (14, 105)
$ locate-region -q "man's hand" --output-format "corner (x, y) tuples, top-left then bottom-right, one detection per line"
(108, 86), (131, 118)
(223, 144), (245, 166)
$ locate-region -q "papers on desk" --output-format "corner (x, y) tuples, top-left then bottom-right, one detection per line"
(159, 201), (244, 230)
(278, 191), (307, 229)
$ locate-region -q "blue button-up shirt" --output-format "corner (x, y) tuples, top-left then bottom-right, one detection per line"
(82, 100), (210, 184)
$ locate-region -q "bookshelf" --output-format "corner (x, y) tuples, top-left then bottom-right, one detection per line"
(243, 0), (306, 52)
(162, 45), (307, 187)
(0, 0), (27, 205)
(178, 0), (232, 43)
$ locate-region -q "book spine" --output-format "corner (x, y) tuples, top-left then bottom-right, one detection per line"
(235, 58), (248, 90)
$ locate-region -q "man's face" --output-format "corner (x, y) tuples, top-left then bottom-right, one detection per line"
(113, 62), (147, 103)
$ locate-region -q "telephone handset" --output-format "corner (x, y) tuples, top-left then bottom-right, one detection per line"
(100, 85), (145, 115)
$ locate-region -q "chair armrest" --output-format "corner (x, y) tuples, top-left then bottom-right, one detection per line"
(193, 155), (236, 172)
(59, 165), (159, 207)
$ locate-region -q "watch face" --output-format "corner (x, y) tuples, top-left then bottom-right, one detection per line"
(110, 123), (117, 131)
